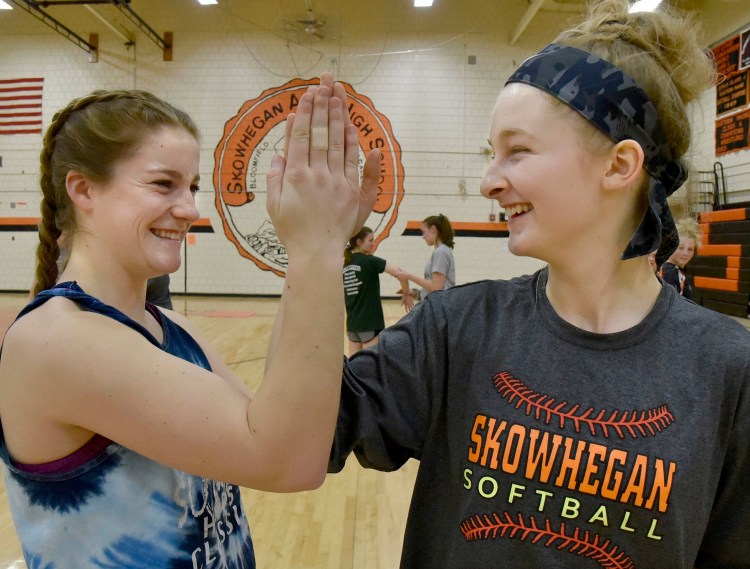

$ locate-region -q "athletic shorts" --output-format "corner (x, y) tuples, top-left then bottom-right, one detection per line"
(347, 330), (381, 343)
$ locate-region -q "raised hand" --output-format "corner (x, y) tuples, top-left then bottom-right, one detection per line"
(320, 73), (380, 234)
(268, 74), (380, 254)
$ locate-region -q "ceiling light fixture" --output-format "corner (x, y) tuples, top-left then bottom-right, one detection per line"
(414, 0), (434, 7)
(629, 0), (662, 13)
(0, 1), (13, 10)
(197, 0), (218, 5)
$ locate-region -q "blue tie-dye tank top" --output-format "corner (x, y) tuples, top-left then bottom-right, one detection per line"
(0, 282), (255, 568)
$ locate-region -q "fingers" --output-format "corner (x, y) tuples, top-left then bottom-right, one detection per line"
(266, 155), (286, 218)
(353, 147), (381, 232)
(320, 71), (350, 127)
(361, 147), (381, 199)
(286, 92), (313, 168)
(331, 81), (351, 127)
(283, 113), (295, 160)
(309, 86), (331, 167)
(344, 125), (361, 187)
(320, 72), (334, 91)
(327, 97), (345, 174)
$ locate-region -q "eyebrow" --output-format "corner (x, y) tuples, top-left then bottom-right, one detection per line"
(488, 128), (536, 148)
(148, 168), (200, 183)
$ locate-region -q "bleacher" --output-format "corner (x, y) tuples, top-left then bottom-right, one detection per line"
(691, 208), (750, 318)
(687, 161), (750, 319)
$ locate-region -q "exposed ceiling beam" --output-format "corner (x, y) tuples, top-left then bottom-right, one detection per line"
(107, 0), (172, 59)
(511, 0), (547, 45)
(510, 0), (585, 45)
(7, 0), (99, 61)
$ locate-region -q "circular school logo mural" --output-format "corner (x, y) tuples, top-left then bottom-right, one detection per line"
(214, 78), (405, 276)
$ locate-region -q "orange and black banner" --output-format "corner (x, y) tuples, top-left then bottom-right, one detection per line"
(711, 29), (750, 156)
(402, 220), (509, 238)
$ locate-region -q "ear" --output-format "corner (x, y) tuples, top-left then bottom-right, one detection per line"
(65, 171), (95, 212)
(602, 139), (645, 192)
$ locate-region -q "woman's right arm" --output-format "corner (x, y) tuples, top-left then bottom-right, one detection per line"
(398, 269), (446, 294)
(384, 262), (415, 311)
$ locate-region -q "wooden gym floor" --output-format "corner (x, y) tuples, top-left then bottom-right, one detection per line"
(1, 290), (748, 569)
(0, 292), (417, 569)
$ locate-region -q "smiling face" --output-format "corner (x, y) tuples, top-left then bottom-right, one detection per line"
(89, 126), (201, 279)
(667, 236), (696, 269)
(480, 84), (615, 265)
(356, 232), (375, 253)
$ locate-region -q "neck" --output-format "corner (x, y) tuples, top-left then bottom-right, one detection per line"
(59, 249), (149, 326)
(544, 256), (661, 334)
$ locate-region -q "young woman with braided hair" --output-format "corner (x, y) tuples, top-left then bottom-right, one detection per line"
(276, 1), (750, 567)
(0, 82), (380, 567)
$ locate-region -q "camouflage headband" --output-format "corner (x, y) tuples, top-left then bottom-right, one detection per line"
(506, 43), (687, 267)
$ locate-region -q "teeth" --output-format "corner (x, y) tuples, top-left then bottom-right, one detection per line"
(153, 229), (181, 241)
(503, 204), (533, 217)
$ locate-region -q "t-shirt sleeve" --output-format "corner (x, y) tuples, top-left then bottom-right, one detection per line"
(660, 264), (680, 291)
(430, 247), (451, 277)
(694, 355), (750, 567)
(371, 255), (387, 274)
(330, 297), (445, 472)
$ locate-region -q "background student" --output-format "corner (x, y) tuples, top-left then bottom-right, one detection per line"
(343, 225), (410, 355)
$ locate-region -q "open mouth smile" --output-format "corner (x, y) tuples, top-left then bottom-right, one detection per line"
(151, 229), (182, 241)
(504, 204), (533, 219)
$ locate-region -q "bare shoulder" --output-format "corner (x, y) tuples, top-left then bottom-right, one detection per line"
(4, 296), (142, 362)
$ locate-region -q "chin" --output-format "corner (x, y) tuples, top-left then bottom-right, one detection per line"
(506, 236), (531, 258)
(152, 258), (181, 276)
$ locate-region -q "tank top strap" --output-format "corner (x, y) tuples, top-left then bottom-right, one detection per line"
(16, 281), (161, 348)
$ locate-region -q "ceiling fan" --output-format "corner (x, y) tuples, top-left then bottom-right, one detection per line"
(282, 0), (329, 41)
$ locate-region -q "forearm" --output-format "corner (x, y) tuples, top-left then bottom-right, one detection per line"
(402, 271), (434, 292)
(252, 252), (345, 489)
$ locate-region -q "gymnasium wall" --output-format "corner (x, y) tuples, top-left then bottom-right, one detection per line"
(1, 3), (744, 295)
(689, 13), (750, 207)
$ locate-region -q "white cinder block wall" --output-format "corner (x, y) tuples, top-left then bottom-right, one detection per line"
(1, 2), (746, 295)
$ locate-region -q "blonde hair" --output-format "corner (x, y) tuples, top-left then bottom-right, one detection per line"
(554, 0), (715, 163)
(675, 217), (702, 249)
(33, 90), (199, 296)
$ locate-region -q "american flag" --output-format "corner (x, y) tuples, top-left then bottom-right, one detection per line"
(0, 77), (44, 135)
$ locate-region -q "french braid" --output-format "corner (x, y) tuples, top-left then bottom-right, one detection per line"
(32, 90), (199, 295)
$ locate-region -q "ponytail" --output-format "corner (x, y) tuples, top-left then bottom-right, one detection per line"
(344, 226), (373, 265)
(423, 213), (455, 249)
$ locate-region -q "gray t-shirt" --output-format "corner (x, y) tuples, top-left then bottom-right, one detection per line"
(332, 269), (750, 568)
(421, 243), (455, 300)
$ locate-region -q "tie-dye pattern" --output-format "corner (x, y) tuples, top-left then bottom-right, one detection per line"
(0, 282), (255, 569)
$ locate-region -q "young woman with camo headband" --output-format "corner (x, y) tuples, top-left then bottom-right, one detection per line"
(274, 0), (750, 567)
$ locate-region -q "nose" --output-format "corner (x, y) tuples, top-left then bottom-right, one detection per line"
(480, 160), (507, 200)
(173, 187), (200, 224)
